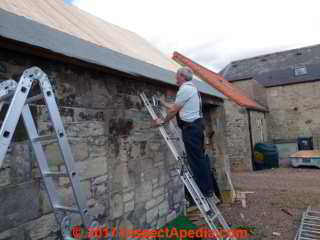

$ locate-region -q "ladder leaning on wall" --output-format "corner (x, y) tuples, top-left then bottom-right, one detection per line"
(140, 92), (236, 240)
(0, 67), (99, 239)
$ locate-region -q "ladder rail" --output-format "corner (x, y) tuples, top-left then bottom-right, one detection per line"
(182, 171), (224, 240)
(296, 207), (320, 240)
(158, 99), (222, 205)
(0, 67), (97, 238)
(157, 107), (197, 176)
(140, 92), (235, 240)
(37, 71), (91, 227)
(140, 93), (183, 162)
(21, 104), (64, 225)
(140, 93), (210, 208)
(0, 74), (32, 168)
(158, 107), (185, 152)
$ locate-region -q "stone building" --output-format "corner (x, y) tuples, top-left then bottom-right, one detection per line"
(172, 52), (268, 172)
(222, 44), (320, 160)
(0, 1), (230, 239)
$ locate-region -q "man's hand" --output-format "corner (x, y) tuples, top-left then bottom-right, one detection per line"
(159, 96), (166, 105)
(152, 118), (164, 128)
(158, 96), (174, 109)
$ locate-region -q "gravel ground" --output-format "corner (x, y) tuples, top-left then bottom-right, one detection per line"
(219, 167), (320, 239)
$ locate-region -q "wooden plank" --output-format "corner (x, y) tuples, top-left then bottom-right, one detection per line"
(290, 150), (320, 158)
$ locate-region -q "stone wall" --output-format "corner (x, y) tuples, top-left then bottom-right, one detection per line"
(203, 104), (231, 199)
(266, 82), (320, 141)
(231, 78), (320, 159)
(232, 79), (268, 108)
(224, 99), (268, 172)
(232, 78), (320, 142)
(208, 104), (233, 200)
(224, 100), (252, 171)
(0, 48), (223, 239)
(0, 49), (177, 239)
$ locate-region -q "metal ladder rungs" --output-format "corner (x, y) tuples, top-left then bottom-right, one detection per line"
(0, 69), (97, 239)
(301, 233), (320, 238)
(43, 171), (68, 177)
(197, 195), (206, 201)
(301, 229), (320, 234)
(196, 199), (210, 212)
(303, 224), (320, 229)
(208, 212), (218, 221)
(140, 92), (234, 239)
(166, 137), (180, 141)
(304, 223), (320, 227)
(307, 216), (320, 219)
(32, 135), (57, 143)
(297, 208), (320, 240)
(305, 221), (320, 225)
(308, 210), (320, 214)
(305, 217), (320, 221)
(54, 205), (82, 214)
(300, 235), (320, 239)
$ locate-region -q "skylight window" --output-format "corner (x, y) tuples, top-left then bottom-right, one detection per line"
(294, 66), (307, 76)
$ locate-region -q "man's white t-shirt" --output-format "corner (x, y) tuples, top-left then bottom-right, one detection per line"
(175, 81), (202, 123)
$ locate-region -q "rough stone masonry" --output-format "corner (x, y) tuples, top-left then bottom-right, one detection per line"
(0, 48), (224, 240)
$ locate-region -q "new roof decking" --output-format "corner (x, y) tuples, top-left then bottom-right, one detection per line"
(172, 52), (266, 111)
(0, 7), (224, 98)
(0, 0), (178, 72)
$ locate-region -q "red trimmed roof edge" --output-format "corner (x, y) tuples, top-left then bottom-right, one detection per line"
(172, 51), (267, 112)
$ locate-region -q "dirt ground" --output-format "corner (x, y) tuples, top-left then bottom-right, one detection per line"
(219, 167), (320, 239)
(187, 166), (320, 239)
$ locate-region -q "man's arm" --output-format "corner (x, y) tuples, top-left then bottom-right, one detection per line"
(159, 97), (174, 109)
(154, 85), (190, 127)
(163, 103), (182, 123)
(154, 103), (182, 126)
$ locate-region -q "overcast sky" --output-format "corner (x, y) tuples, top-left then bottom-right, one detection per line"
(72, 0), (320, 72)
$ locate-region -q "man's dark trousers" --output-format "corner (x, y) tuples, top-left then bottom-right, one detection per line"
(181, 119), (213, 196)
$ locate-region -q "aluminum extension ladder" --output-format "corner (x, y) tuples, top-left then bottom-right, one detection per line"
(296, 207), (320, 240)
(140, 92), (236, 240)
(0, 67), (98, 239)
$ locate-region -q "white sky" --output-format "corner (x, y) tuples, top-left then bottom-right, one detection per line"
(72, 0), (320, 72)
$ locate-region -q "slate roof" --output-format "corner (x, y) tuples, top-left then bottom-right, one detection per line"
(255, 63), (320, 87)
(221, 44), (320, 83)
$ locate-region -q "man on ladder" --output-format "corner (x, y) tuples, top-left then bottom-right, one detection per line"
(153, 66), (215, 199)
